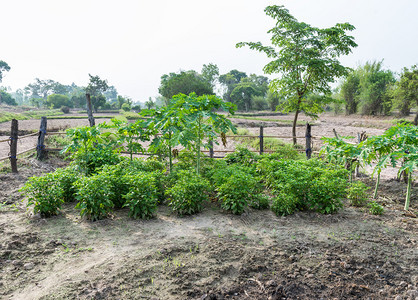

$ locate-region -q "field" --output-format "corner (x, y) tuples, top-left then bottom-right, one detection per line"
(0, 112), (417, 299)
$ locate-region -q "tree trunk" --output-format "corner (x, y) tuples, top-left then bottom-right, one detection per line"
(292, 109), (300, 145)
(414, 111), (418, 126)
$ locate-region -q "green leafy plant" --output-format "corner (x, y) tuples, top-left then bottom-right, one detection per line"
(225, 147), (259, 167)
(271, 192), (298, 216)
(53, 165), (81, 202)
(217, 169), (260, 215)
(123, 172), (158, 219)
(62, 126), (119, 175)
(74, 174), (115, 221)
(20, 173), (64, 217)
(347, 181), (370, 207)
(368, 201), (384, 215)
(165, 170), (211, 215)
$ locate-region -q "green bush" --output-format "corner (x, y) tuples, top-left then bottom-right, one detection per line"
(248, 193), (270, 210)
(97, 164), (130, 208)
(20, 173), (64, 217)
(347, 181), (370, 207)
(121, 103), (131, 112)
(257, 158), (348, 215)
(53, 165), (81, 202)
(271, 192), (298, 216)
(123, 172), (158, 219)
(218, 170), (256, 215)
(165, 170), (211, 215)
(225, 147), (259, 167)
(368, 201), (384, 215)
(74, 174), (115, 221)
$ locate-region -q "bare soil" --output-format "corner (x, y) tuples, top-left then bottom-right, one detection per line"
(0, 113), (417, 300)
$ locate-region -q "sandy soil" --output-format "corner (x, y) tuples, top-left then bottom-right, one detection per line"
(0, 113), (417, 299)
(0, 157), (417, 300)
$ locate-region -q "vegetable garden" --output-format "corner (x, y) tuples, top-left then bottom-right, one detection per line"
(0, 97), (417, 299)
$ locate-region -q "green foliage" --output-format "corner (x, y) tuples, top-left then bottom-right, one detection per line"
(248, 193), (270, 210)
(63, 126), (120, 175)
(347, 181), (369, 207)
(74, 174), (115, 221)
(391, 65), (418, 117)
(257, 158), (348, 214)
(368, 201), (384, 215)
(0, 90), (17, 105)
(218, 170), (254, 215)
(47, 94), (72, 109)
(225, 147), (259, 167)
(20, 173), (64, 217)
(123, 172), (158, 219)
(271, 193), (298, 216)
(121, 103), (131, 112)
(237, 5), (357, 144)
(0, 60), (11, 83)
(53, 165), (81, 203)
(0, 109), (63, 123)
(357, 61), (395, 115)
(159, 70), (214, 100)
(165, 170), (211, 215)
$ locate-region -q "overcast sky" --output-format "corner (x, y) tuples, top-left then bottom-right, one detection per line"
(1, 0), (417, 102)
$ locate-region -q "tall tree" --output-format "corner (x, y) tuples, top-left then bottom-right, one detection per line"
(85, 74), (109, 112)
(0, 60), (11, 83)
(391, 65), (418, 119)
(201, 63), (219, 88)
(159, 70), (213, 101)
(219, 70), (247, 102)
(357, 61), (395, 115)
(237, 5), (357, 144)
(340, 71), (360, 114)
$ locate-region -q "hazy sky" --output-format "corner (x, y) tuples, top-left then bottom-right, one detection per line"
(2, 0), (417, 102)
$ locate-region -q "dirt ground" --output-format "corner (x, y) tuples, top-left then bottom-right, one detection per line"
(0, 113), (417, 299)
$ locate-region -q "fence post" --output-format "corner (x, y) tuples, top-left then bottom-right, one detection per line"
(305, 122), (312, 159)
(86, 93), (95, 127)
(259, 126), (264, 155)
(37, 117), (47, 160)
(10, 119), (18, 173)
(209, 138), (214, 158)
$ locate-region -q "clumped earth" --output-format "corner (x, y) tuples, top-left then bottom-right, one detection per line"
(0, 154), (417, 300)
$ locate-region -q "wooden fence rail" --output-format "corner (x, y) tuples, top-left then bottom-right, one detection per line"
(0, 118), (325, 173)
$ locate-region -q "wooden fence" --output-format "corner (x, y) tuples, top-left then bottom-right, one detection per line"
(0, 117), (318, 173)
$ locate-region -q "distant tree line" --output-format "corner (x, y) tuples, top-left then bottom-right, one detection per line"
(338, 61), (418, 120)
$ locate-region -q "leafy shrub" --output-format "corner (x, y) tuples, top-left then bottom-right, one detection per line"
(121, 103), (131, 112)
(368, 201), (384, 215)
(218, 170), (257, 215)
(20, 173), (64, 217)
(257, 158), (348, 215)
(123, 172), (158, 219)
(225, 147), (259, 167)
(165, 170), (211, 215)
(249, 193), (270, 210)
(347, 181), (370, 207)
(74, 174), (114, 221)
(263, 144), (302, 160)
(61, 106), (70, 113)
(271, 192), (298, 216)
(308, 171), (346, 213)
(53, 165), (81, 202)
(97, 164), (130, 208)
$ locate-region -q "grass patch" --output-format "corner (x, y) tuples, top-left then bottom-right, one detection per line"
(47, 115), (116, 120)
(228, 115), (304, 125)
(0, 110), (63, 123)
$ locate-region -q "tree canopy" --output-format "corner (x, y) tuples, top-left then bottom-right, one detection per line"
(391, 65), (418, 119)
(237, 5), (357, 144)
(0, 60), (11, 83)
(159, 70), (214, 101)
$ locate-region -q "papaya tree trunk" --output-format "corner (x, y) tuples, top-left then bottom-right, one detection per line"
(373, 171), (381, 199)
(404, 171), (412, 211)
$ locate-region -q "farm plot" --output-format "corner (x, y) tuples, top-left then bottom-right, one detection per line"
(1, 111), (417, 299)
